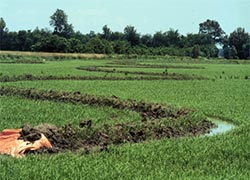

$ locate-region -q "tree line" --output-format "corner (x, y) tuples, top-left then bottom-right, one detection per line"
(0, 9), (249, 59)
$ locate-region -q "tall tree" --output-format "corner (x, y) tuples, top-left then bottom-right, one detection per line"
(199, 19), (225, 43)
(141, 34), (153, 47)
(223, 45), (238, 59)
(110, 31), (123, 41)
(165, 28), (181, 47)
(124, 25), (140, 46)
(229, 27), (250, 59)
(101, 25), (112, 40)
(184, 33), (213, 47)
(0, 17), (7, 50)
(152, 31), (166, 47)
(49, 9), (74, 38)
(243, 42), (250, 59)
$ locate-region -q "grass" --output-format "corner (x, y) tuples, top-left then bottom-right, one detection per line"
(3, 79), (248, 125)
(0, 54), (250, 179)
(0, 96), (140, 129)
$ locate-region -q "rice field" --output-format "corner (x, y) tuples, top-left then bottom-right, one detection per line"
(0, 53), (249, 179)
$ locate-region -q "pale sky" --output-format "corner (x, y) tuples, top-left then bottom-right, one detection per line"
(0, 0), (249, 35)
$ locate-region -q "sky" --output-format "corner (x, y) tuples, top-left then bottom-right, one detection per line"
(0, 0), (249, 35)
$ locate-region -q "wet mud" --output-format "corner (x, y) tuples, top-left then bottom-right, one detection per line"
(19, 118), (214, 155)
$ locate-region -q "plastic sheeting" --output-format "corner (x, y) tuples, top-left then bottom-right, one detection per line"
(0, 128), (52, 158)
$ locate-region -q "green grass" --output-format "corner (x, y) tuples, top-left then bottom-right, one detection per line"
(4, 79), (249, 125)
(0, 60), (148, 79)
(1, 60), (249, 79)
(0, 60), (108, 76)
(0, 96), (140, 129)
(0, 57), (250, 179)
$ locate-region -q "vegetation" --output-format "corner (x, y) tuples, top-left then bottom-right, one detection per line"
(199, 19), (225, 43)
(0, 53), (249, 179)
(1, 9), (249, 59)
(225, 28), (250, 59)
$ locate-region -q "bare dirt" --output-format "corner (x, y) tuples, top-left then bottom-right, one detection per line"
(19, 118), (214, 155)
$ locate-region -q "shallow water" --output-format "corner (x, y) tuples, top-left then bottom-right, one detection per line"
(206, 119), (235, 136)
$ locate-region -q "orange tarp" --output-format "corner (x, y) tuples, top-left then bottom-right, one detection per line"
(0, 128), (52, 158)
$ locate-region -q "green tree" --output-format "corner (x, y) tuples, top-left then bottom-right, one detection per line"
(101, 25), (112, 40)
(182, 33), (212, 47)
(0, 17), (6, 30)
(199, 19), (225, 43)
(200, 44), (218, 58)
(152, 31), (166, 47)
(141, 34), (153, 47)
(229, 28), (250, 59)
(110, 31), (123, 41)
(49, 9), (74, 38)
(49, 35), (70, 52)
(68, 38), (84, 53)
(86, 30), (96, 39)
(243, 42), (250, 59)
(223, 45), (238, 59)
(85, 37), (110, 54)
(112, 40), (130, 54)
(165, 28), (181, 47)
(0, 17), (7, 50)
(3, 32), (18, 50)
(16, 30), (34, 51)
(124, 25), (140, 46)
(32, 35), (70, 52)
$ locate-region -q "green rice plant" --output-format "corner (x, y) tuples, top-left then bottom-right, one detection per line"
(0, 57), (249, 179)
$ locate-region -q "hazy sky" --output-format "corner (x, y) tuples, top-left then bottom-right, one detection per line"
(1, 0), (249, 35)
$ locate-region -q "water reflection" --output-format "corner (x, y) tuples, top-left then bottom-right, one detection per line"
(206, 119), (235, 136)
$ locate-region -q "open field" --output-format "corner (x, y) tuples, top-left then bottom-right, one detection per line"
(0, 54), (250, 179)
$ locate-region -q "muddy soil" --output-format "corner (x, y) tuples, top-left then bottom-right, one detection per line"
(19, 118), (214, 155)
